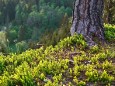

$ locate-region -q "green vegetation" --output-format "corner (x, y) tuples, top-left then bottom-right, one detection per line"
(0, 0), (115, 85)
(0, 0), (115, 54)
(1, 23), (115, 54)
(104, 24), (115, 42)
(0, 33), (115, 85)
(0, 0), (74, 54)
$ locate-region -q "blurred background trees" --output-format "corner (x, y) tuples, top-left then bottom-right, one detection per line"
(104, 0), (115, 24)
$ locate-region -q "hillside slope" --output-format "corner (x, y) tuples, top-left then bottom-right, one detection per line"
(0, 24), (115, 86)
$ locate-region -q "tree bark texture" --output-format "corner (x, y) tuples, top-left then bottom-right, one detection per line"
(71, 0), (105, 46)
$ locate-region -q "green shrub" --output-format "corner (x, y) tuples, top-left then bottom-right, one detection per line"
(104, 24), (115, 41)
(7, 29), (18, 44)
(90, 45), (99, 53)
(99, 70), (114, 84)
(15, 41), (28, 54)
(0, 31), (9, 53)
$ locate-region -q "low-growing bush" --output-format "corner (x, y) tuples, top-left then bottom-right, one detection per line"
(0, 31), (10, 53)
(0, 32), (114, 86)
(104, 24), (115, 42)
(15, 41), (28, 54)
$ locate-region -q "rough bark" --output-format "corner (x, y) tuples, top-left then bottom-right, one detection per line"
(71, 0), (105, 46)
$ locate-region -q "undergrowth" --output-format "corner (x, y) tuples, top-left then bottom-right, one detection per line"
(0, 31), (115, 86)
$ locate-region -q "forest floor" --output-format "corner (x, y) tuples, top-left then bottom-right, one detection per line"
(0, 35), (115, 86)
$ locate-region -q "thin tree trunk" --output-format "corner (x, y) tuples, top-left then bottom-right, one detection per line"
(103, 0), (113, 24)
(35, 0), (39, 11)
(71, 0), (105, 46)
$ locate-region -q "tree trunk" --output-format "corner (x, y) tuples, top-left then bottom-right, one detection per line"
(35, 0), (39, 11)
(71, 0), (105, 46)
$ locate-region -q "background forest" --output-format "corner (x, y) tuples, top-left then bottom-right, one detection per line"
(0, 0), (115, 54)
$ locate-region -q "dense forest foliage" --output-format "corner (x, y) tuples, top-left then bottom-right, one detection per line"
(0, 0), (115, 54)
(0, 0), (75, 54)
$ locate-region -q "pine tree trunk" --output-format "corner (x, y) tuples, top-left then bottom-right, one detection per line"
(71, 0), (105, 46)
